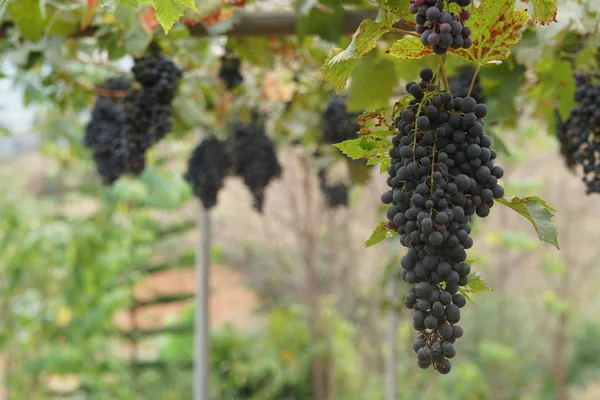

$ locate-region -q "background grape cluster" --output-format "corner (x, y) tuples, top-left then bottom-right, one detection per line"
(449, 66), (484, 103)
(185, 137), (231, 209)
(321, 95), (361, 144)
(410, 0), (473, 55)
(318, 168), (349, 208)
(556, 71), (600, 193)
(84, 78), (131, 185)
(218, 53), (244, 90)
(84, 45), (182, 183)
(230, 116), (282, 212)
(382, 68), (504, 373)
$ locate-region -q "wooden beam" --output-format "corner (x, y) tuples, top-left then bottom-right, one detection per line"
(1, 9), (412, 39)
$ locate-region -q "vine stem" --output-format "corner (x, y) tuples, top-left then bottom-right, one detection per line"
(388, 27), (420, 37)
(439, 54), (450, 91)
(467, 64), (481, 97)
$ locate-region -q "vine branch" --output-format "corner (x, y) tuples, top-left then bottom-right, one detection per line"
(467, 65), (481, 97)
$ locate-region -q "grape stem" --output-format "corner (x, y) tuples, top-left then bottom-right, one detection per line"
(388, 28), (420, 37)
(438, 54), (450, 92)
(467, 65), (481, 98)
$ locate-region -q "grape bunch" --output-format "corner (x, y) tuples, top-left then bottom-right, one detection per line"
(185, 137), (231, 209)
(128, 44), (183, 173)
(321, 95), (361, 144)
(218, 53), (244, 90)
(449, 66), (484, 103)
(555, 71), (600, 193)
(410, 0), (473, 55)
(84, 78), (131, 184)
(230, 116), (282, 211)
(84, 45), (183, 183)
(318, 169), (349, 208)
(382, 68), (504, 373)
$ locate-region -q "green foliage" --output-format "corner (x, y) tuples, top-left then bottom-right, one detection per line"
(458, 272), (490, 301)
(322, 2), (404, 91)
(333, 106), (398, 172)
(531, 58), (575, 121)
(347, 51), (397, 111)
(296, 0), (345, 42)
(497, 196), (559, 249)
(7, 0), (45, 41)
(152, 0), (197, 33)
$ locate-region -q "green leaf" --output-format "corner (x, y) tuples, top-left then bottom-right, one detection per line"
(530, 0), (558, 25)
(458, 272), (490, 302)
(322, 6), (401, 91)
(450, 0), (528, 65)
(8, 0), (45, 41)
(333, 106), (400, 170)
(151, 0), (197, 33)
(497, 196), (559, 249)
(386, 36), (434, 59)
(365, 221), (398, 248)
(531, 59), (575, 121)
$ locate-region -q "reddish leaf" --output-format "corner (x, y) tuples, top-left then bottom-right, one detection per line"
(140, 7), (159, 35)
(81, 0), (99, 31)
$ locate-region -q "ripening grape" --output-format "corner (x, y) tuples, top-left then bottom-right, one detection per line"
(409, 0), (472, 54)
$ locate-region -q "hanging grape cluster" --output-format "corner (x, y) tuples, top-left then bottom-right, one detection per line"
(84, 78), (131, 185)
(128, 44), (183, 172)
(218, 53), (244, 90)
(321, 95), (361, 144)
(382, 68), (504, 373)
(555, 71), (600, 193)
(449, 66), (484, 103)
(185, 137), (231, 209)
(318, 168), (349, 208)
(410, 0), (472, 55)
(230, 116), (282, 211)
(84, 44), (182, 183)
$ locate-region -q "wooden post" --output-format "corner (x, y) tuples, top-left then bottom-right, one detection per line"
(194, 205), (211, 400)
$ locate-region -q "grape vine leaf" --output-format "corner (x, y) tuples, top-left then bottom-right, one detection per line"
(151, 0), (197, 33)
(365, 221), (398, 248)
(386, 36), (433, 59)
(347, 53), (397, 111)
(334, 107), (398, 172)
(530, 59), (575, 121)
(322, 2), (402, 92)
(451, 0), (528, 65)
(528, 0), (558, 25)
(458, 272), (490, 302)
(7, 0), (45, 41)
(497, 196), (559, 249)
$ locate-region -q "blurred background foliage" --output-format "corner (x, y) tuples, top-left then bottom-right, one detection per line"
(0, 0), (600, 399)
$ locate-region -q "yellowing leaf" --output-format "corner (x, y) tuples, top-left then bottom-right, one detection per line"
(387, 36), (433, 59)
(451, 0), (528, 65)
(530, 0), (558, 25)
